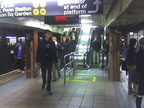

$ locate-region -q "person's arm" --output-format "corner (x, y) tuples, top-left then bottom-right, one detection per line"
(51, 41), (58, 63)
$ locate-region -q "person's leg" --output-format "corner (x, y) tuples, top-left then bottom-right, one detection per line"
(133, 84), (138, 96)
(96, 51), (100, 65)
(106, 54), (109, 66)
(52, 63), (57, 81)
(17, 59), (21, 71)
(127, 65), (136, 94)
(20, 59), (25, 72)
(136, 78), (144, 108)
(46, 62), (53, 95)
(136, 95), (142, 108)
(60, 54), (64, 69)
(93, 51), (96, 64)
(41, 64), (47, 89)
(128, 70), (133, 94)
(55, 60), (60, 77)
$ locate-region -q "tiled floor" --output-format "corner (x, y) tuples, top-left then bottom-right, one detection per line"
(0, 67), (140, 108)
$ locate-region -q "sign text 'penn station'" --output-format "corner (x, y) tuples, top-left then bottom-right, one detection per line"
(0, 5), (32, 17)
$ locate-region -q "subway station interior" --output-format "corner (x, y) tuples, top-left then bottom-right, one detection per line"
(0, 0), (144, 108)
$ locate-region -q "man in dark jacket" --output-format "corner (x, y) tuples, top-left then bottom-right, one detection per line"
(135, 38), (144, 108)
(125, 38), (137, 95)
(36, 30), (57, 95)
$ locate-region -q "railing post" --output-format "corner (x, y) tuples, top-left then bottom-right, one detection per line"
(83, 53), (86, 68)
(64, 55), (66, 85)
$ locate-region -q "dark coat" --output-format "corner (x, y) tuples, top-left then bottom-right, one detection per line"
(36, 38), (57, 64)
(60, 41), (71, 55)
(91, 40), (101, 52)
(56, 42), (62, 59)
(136, 47), (144, 95)
(125, 45), (136, 65)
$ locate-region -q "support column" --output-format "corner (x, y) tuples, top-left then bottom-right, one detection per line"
(33, 30), (39, 77)
(25, 30), (39, 78)
(108, 29), (120, 81)
(25, 39), (31, 78)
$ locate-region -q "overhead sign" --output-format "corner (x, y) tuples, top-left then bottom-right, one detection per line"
(0, 0), (103, 18)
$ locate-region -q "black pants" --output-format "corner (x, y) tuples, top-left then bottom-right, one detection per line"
(41, 61), (53, 91)
(16, 58), (24, 71)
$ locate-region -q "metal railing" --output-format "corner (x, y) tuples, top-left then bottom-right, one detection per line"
(63, 52), (77, 85)
(63, 52), (89, 85)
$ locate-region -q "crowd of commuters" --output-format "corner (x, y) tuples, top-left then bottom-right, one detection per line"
(13, 28), (144, 108)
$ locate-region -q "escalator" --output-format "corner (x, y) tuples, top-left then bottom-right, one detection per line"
(74, 27), (93, 67)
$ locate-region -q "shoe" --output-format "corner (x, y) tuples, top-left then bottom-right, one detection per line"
(17, 70), (21, 73)
(21, 71), (25, 73)
(52, 79), (56, 82)
(48, 91), (53, 95)
(128, 91), (133, 94)
(42, 84), (45, 89)
(58, 73), (61, 77)
(46, 88), (53, 95)
(60, 68), (64, 72)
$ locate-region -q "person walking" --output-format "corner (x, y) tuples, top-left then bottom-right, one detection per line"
(14, 37), (25, 73)
(52, 36), (62, 81)
(125, 38), (138, 96)
(135, 37), (144, 108)
(36, 30), (57, 95)
(60, 36), (71, 69)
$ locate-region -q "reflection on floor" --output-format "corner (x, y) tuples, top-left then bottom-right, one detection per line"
(0, 67), (142, 108)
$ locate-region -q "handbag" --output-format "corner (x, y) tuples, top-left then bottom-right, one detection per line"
(121, 60), (127, 71)
(130, 69), (140, 84)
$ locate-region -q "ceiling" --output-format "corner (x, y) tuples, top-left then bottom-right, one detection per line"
(108, 0), (144, 32)
(1, 0), (144, 33)
(34, 0), (114, 28)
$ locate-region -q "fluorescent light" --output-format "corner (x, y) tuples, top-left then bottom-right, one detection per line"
(80, 14), (91, 17)
(130, 32), (133, 35)
(81, 20), (94, 24)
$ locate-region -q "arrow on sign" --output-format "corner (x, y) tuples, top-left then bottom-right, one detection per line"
(88, 0), (102, 13)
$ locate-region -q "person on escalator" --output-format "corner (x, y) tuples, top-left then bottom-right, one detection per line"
(69, 28), (77, 41)
(68, 37), (77, 52)
(91, 37), (101, 65)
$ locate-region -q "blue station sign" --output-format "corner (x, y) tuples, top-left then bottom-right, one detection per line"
(0, 0), (103, 18)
